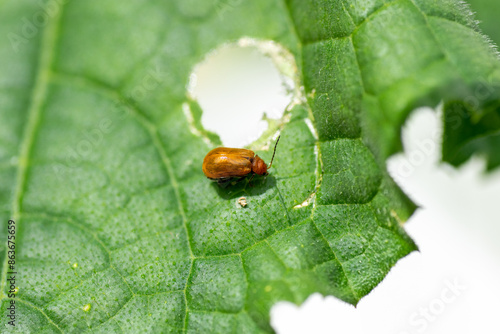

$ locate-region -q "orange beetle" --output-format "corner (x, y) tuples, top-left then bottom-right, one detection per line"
(202, 136), (280, 185)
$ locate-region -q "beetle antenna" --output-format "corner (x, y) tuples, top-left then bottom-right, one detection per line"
(267, 135), (280, 169)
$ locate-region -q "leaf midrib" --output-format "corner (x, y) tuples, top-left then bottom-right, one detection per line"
(0, 2), (65, 332)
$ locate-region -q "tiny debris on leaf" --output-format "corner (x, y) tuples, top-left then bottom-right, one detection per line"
(238, 196), (247, 207)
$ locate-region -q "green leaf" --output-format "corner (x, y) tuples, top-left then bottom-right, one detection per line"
(443, 0), (500, 170)
(0, 0), (498, 333)
(467, 0), (500, 47)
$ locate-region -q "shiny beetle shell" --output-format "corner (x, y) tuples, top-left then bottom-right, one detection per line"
(202, 136), (280, 182)
(202, 148), (267, 179)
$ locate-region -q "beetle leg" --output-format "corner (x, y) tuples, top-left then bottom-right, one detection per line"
(247, 173), (256, 187)
(217, 177), (233, 188)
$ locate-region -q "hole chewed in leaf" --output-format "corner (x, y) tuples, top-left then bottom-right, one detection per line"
(187, 38), (300, 148)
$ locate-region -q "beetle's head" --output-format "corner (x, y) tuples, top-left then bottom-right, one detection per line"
(251, 156), (268, 175)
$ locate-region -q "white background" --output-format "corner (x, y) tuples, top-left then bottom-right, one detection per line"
(192, 46), (500, 334)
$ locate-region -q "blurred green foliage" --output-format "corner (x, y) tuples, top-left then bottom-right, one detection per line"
(467, 0), (500, 46)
